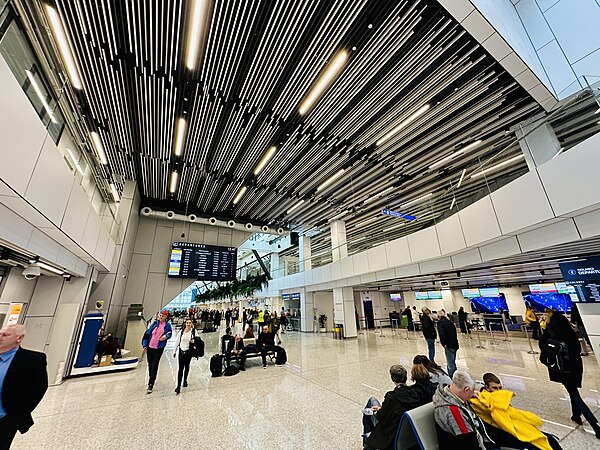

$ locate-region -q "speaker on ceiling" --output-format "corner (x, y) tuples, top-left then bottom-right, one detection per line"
(188, 214), (197, 222)
(141, 207), (152, 216)
(208, 217), (217, 225)
(290, 231), (299, 246)
(245, 223), (253, 230)
(166, 211), (175, 219)
(261, 225), (269, 233)
(227, 220), (236, 228)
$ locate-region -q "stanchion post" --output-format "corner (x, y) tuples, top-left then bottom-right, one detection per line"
(475, 325), (485, 349)
(501, 320), (511, 342)
(522, 325), (539, 354)
(405, 325), (410, 340)
(489, 323), (499, 345)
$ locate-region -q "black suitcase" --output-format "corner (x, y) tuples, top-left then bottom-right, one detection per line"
(275, 347), (287, 365)
(210, 354), (223, 377)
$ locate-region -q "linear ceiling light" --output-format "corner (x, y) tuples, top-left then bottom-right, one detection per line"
(66, 148), (85, 176)
(355, 216), (379, 228)
(45, 5), (83, 90)
(383, 223), (404, 232)
(400, 192), (433, 209)
(185, 0), (209, 70)
(365, 186), (394, 203)
(287, 199), (305, 214)
(253, 146), (276, 175)
(449, 196), (456, 210)
(90, 132), (108, 165)
(298, 51), (348, 115)
(25, 70), (57, 123)
(317, 169), (345, 191)
(109, 183), (120, 202)
(456, 168), (466, 188)
(173, 118), (186, 156)
(233, 186), (247, 205)
(470, 154), (525, 179)
(169, 170), (179, 193)
(376, 104), (430, 146)
(429, 140), (482, 170)
(38, 261), (64, 275)
(328, 210), (349, 222)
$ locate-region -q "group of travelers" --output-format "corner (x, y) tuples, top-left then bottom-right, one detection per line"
(362, 307), (599, 449)
(419, 307), (460, 378)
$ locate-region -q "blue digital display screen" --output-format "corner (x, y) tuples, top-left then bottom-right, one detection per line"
(523, 292), (572, 313)
(470, 294), (508, 313)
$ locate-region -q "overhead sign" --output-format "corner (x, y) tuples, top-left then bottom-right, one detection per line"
(382, 209), (416, 221)
(559, 257), (600, 303)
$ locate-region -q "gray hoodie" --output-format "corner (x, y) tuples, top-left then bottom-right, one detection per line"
(432, 384), (487, 450)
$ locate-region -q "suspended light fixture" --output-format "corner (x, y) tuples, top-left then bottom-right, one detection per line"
(173, 118), (187, 156)
(233, 186), (247, 205)
(376, 104), (430, 146)
(45, 5), (83, 90)
(185, 0), (210, 70)
(470, 154), (525, 179)
(90, 132), (108, 165)
(287, 200), (305, 214)
(299, 51), (348, 115)
(253, 146), (276, 175)
(169, 171), (179, 193)
(317, 169), (345, 191)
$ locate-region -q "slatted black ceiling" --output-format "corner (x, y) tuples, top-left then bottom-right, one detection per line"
(50, 0), (541, 231)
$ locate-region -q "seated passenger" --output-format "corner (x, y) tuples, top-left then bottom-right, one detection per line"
(361, 365), (433, 450)
(433, 371), (490, 450)
(471, 373), (563, 450)
(413, 354), (452, 386)
(256, 326), (279, 368)
(243, 324), (255, 339)
(225, 334), (246, 372)
(220, 327), (233, 354)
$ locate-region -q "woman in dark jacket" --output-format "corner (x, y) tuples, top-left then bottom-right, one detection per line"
(540, 309), (600, 438)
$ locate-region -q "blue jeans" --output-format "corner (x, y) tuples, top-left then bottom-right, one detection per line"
(426, 338), (435, 363)
(445, 347), (457, 378)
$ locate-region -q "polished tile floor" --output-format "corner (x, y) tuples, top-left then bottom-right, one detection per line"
(12, 325), (600, 449)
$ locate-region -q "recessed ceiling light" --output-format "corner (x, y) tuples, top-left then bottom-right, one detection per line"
(355, 216), (379, 228)
(470, 154), (525, 179)
(365, 186), (394, 203)
(254, 146), (276, 175)
(299, 51), (348, 115)
(376, 104), (430, 146)
(328, 210), (349, 222)
(233, 186), (247, 205)
(400, 192), (433, 209)
(45, 5), (83, 90)
(90, 132), (108, 165)
(456, 168), (466, 188)
(287, 199), (305, 214)
(169, 171), (179, 193)
(109, 183), (120, 202)
(317, 169), (345, 191)
(185, 0), (209, 70)
(174, 118), (186, 156)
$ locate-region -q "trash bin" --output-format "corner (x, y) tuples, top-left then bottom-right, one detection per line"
(332, 323), (344, 339)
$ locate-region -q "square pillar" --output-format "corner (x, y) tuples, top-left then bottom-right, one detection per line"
(330, 220), (348, 262)
(300, 291), (314, 332)
(299, 235), (312, 271)
(333, 287), (357, 338)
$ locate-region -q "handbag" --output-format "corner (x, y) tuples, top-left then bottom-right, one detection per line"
(188, 329), (205, 358)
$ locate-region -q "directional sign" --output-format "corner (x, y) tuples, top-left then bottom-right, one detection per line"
(382, 209), (416, 221)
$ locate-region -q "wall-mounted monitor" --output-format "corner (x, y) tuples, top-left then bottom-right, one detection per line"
(462, 288), (480, 298)
(428, 291), (443, 299)
(529, 283), (557, 294)
(415, 291), (429, 300)
(523, 292), (572, 313)
(470, 293), (508, 314)
(390, 293), (402, 302)
(168, 242), (237, 280)
(479, 287), (500, 297)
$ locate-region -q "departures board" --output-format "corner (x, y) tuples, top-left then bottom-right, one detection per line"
(168, 242), (237, 280)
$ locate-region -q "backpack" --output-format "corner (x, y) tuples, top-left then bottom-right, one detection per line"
(275, 346), (287, 365)
(540, 329), (570, 374)
(223, 365), (239, 376)
(210, 354), (224, 377)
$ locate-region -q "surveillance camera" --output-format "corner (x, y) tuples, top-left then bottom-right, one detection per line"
(23, 263), (41, 280)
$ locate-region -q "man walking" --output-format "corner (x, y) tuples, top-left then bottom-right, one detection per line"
(421, 307), (437, 363)
(0, 324), (48, 449)
(437, 309), (459, 378)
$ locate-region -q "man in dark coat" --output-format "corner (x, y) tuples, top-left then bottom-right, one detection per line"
(0, 325), (48, 449)
(540, 309), (600, 438)
(437, 309), (459, 378)
(421, 307), (437, 363)
(361, 365), (433, 450)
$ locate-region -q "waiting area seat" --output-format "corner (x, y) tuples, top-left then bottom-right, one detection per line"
(394, 402), (438, 450)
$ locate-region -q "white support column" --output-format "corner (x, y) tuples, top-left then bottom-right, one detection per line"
(333, 287), (357, 338)
(300, 290), (314, 332)
(299, 235), (312, 271)
(330, 220), (348, 262)
(270, 252), (282, 278)
(515, 118), (561, 170)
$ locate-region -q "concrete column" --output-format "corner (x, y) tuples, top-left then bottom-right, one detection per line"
(270, 252), (282, 278)
(330, 220), (348, 262)
(515, 117), (561, 170)
(577, 303), (600, 368)
(333, 286), (357, 338)
(299, 235), (312, 271)
(300, 290), (314, 332)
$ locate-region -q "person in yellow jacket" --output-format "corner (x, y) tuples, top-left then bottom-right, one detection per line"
(470, 373), (563, 449)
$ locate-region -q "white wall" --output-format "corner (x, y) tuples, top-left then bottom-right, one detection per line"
(313, 291), (334, 329)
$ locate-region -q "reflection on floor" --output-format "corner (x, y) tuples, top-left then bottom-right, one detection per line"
(12, 325), (600, 449)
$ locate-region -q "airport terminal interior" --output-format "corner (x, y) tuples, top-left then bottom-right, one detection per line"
(1, 0), (600, 449)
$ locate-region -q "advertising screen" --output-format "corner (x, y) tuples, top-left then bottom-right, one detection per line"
(415, 292), (429, 300)
(168, 242), (237, 280)
(523, 292), (572, 313)
(529, 283), (558, 294)
(428, 291), (443, 299)
(390, 293), (402, 302)
(470, 293), (508, 314)
(479, 287), (500, 297)
(461, 288), (480, 298)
